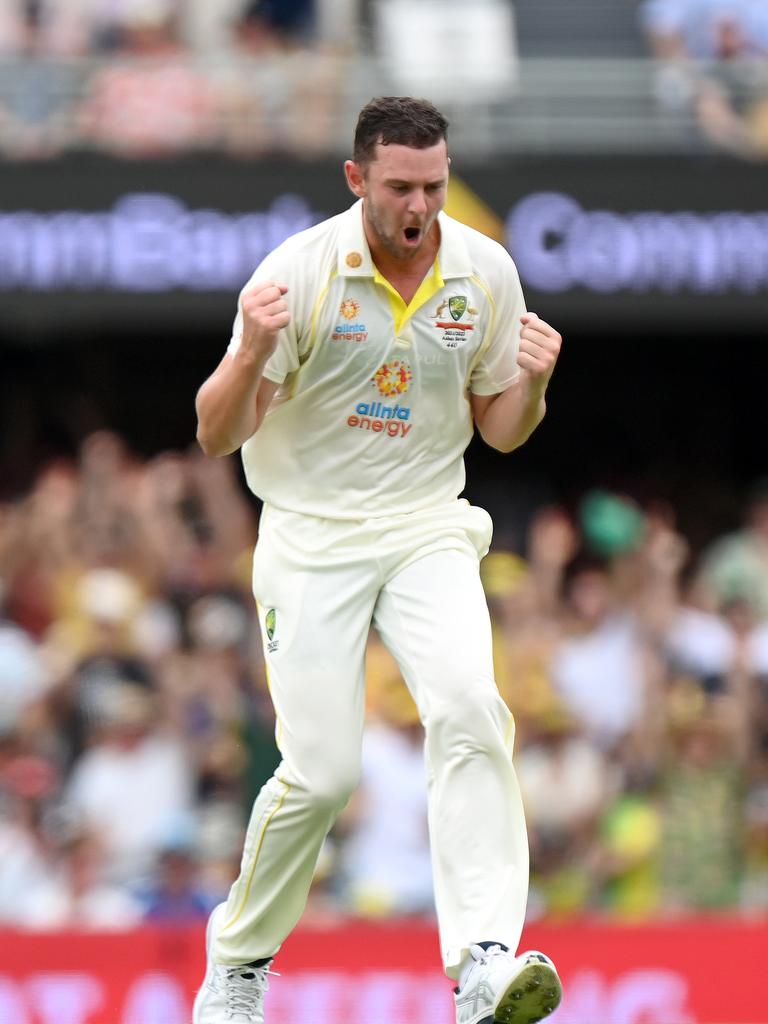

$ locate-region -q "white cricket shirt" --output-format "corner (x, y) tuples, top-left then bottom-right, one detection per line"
(227, 199), (525, 518)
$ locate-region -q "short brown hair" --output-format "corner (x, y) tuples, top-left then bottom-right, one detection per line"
(353, 96), (449, 165)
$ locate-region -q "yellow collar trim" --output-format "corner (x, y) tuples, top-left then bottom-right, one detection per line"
(373, 258), (445, 335)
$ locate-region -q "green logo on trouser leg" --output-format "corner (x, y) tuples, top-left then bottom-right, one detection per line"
(265, 608), (279, 652)
(265, 607), (276, 640)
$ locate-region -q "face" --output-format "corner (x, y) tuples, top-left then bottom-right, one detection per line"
(345, 140), (449, 263)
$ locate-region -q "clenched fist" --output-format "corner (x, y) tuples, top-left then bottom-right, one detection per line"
(517, 313), (562, 390)
(240, 281), (291, 359)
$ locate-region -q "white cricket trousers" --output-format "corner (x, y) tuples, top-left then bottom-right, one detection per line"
(213, 499), (529, 979)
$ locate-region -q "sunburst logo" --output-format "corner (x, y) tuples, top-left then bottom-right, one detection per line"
(370, 361), (413, 398)
(339, 298), (360, 320)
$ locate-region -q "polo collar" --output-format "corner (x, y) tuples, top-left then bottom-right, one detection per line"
(436, 210), (474, 279)
(337, 199), (375, 277)
(337, 200), (473, 280)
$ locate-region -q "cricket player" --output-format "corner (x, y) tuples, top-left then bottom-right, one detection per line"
(193, 96), (563, 1024)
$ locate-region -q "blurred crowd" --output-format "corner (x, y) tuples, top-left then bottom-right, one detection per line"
(0, 0), (767, 159)
(1, 429), (767, 931)
(640, 0), (768, 157)
(0, 0), (345, 158)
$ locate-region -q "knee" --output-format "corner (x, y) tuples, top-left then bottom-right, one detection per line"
(304, 760), (360, 814)
(426, 684), (509, 752)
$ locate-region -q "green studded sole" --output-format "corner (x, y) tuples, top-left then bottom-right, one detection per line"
(493, 962), (562, 1024)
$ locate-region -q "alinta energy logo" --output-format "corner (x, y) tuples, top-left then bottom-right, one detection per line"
(347, 361), (414, 439)
(332, 297), (368, 343)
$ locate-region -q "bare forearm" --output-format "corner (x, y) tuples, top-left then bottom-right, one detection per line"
(196, 349), (269, 456)
(478, 376), (546, 453)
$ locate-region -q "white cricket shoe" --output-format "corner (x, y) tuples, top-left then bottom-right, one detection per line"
(455, 945), (562, 1024)
(192, 903), (273, 1023)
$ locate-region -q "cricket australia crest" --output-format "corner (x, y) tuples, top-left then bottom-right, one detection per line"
(433, 294), (478, 349)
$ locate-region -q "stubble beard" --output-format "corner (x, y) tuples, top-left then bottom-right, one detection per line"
(366, 199), (432, 263)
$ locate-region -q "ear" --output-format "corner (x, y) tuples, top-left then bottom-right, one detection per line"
(344, 159), (366, 199)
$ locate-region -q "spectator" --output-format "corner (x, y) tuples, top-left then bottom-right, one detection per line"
(517, 705), (614, 917)
(0, 612), (50, 738)
(142, 835), (213, 922)
(65, 681), (194, 886)
(640, 0), (768, 61)
(658, 688), (748, 910)
(0, 2), (82, 157)
(551, 560), (650, 753)
(3, 437), (768, 926)
(697, 480), (768, 617)
(0, 746), (62, 926)
(180, 0), (251, 54)
(79, 0), (182, 53)
(640, 0), (768, 157)
(594, 769), (662, 919)
(77, 8), (217, 155)
(480, 509), (577, 741)
(17, 825), (144, 930)
(214, 0), (342, 156)
(0, 0), (86, 56)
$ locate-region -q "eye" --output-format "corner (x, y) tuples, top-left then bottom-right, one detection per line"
(391, 184), (409, 194)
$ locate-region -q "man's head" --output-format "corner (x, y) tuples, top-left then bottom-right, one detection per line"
(352, 96), (449, 167)
(345, 96), (450, 264)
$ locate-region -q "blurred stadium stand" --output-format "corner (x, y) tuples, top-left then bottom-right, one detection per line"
(0, 0), (765, 157)
(512, 0), (648, 56)
(2, 4), (768, 1023)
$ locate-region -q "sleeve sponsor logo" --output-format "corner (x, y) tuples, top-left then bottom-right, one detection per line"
(331, 299), (368, 342)
(331, 297), (368, 343)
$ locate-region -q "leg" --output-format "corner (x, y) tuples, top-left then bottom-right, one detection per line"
(373, 546), (529, 979)
(213, 528), (378, 965)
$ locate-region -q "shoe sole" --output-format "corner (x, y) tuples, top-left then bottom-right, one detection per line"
(492, 961), (562, 1023)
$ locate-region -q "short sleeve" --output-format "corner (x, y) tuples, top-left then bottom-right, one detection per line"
(226, 252), (302, 384)
(470, 257), (526, 397)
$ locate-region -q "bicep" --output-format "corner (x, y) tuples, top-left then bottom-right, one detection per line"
(470, 391), (499, 432)
(196, 353), (280, 427)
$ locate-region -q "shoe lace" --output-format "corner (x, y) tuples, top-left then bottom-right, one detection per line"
(217, 964), (279, 1018)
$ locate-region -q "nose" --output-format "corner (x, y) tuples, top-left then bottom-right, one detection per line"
(407, 189), (428, 216)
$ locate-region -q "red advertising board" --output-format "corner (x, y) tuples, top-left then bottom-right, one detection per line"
(0, 917), (765, 1024)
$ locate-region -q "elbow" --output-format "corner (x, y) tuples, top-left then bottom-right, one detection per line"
(196, 422), (234, 458)
(495, 439), (521, 455)
(194, 409), (214, 456)
(195, 426), (216, 457)
(477, 427), (519, 454)
(482, 400), (547, 454)
(493, 434), (525, 454)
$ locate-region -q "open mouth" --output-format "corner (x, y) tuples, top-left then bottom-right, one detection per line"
(404, 226), (422, 243)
